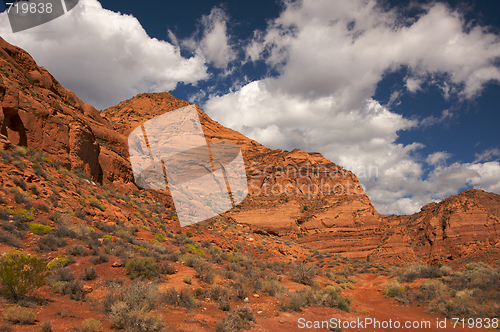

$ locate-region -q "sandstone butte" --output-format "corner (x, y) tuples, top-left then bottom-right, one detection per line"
(0, 36), (499, 265)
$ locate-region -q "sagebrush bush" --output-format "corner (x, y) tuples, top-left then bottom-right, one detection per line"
(104, 281), (162, 331)
(77, 318), (101, 332)
(384, 280), (405, 298)
(49, 267), (75, 283)
(215, 307), (255, 332)
(0, 231), (22, 248)
(90, 254), (109, 265)
(397, 264), (451, 283)
(2, 305), (35, 324)
(0, 250), (48, 300)
(290, 262), (317, 285)
(81, 267), (97, 280)
(66, 244), (88, 256)
(125, 258), (162, 280)
(37, 234), (67, 252)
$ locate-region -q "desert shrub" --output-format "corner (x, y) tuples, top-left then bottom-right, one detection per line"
(37, 203), (50, 212)
(193, 259), (215, 284)
(428, 290), (482, 318)
(2, 305), (35, 324)
(178, 288), (196, 308)
(76, 318), (101, 332)
(281, 287), (350, 312)
(54, 279), (85, 301)
(104, 281), (158, 314)
(49, 267), (75, 283)
(162, 287), (195, 308)
(29, 184), (39, 195)
(263, 280), (287, 297)
(125, 258), (162, 280)
(89, 200), (105, 211)
(40, 320), (53, 332)
(215, 307), (256, 332)
(0, 250), (48, 300)
(0, 231), (22, 248)
(162, 287), (178, 305)
(383, 280), (405, 298)
(81, 267), (97, 281)
(90, 254), (109, 265)
(105, 281), (162, 331)
(47, 255), (71, 270)
(13, 178), (27, 191)
(413, 279), (447, 302)
(29, 223), (52, 235)
(0, 208), (10, 220)
(116, 309), (164, 332)
(37, 234), (67, 252)
(66, 244), (88, 256)
(14, 191), (29, 204)
(290, 262), (317, 285)
(232, 281), (249, 300)
(163, 261), (176, 275)
(75, 209), (88, 220)
(398, 264), (451, 283)
(154, 233), (165, 242)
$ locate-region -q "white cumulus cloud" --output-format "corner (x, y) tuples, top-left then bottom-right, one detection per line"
(205, 0), (500, 214)
(0, 0), (208, 109)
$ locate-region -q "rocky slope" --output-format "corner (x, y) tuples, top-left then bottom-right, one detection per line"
(1, 36), (499, 264)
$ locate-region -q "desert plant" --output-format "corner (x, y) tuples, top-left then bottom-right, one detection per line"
(29, 223), (52, 235)
(125, 257), (162, 280)
(66, 244), (88, 256)
(49, 267), (75, 283)
(215, 307), (255, 332)
(77, 318), (101, 332)
(40, 320), (53, 332)
(47, 255), (70, 270)
(383, 280), (405, 298)
(90, 254), (109, 265)
(81, 267), (97, 280)
(0, 250), (48, 300)
(37, 234), (67, 252)
(2, 305), (35, 324)
(290, 262), (317, 285)
(0, 231), (22, 248)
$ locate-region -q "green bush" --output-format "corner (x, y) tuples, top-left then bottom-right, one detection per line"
(2, 305), (36, 324)
(29, 223), (52, 235)
(0, 250), (48, 300)
(125, 258), (162, 280)
(47, 255), (70, 270)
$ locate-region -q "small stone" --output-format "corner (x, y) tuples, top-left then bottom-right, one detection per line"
(253, 294), (260, 298)
(82, 285), (93, 293)
(257, 310), (263, 315)
(244, 297), (249, 302)
(111, 261), (122, 267)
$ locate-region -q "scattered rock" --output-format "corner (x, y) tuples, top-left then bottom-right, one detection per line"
(111, 261), (122, 267)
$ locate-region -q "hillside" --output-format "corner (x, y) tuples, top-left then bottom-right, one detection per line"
(0, 37), (499, 331)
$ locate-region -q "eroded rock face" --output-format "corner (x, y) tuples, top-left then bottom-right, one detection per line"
(1, 37), (498, 263)
(0, 37), (130, 186)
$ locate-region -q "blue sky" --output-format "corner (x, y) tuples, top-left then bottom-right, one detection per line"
(1, 0), (499, 214)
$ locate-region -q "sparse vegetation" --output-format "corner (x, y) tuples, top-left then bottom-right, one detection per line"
(0, 250), (48, 300)
(2, 305), (36, 325)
